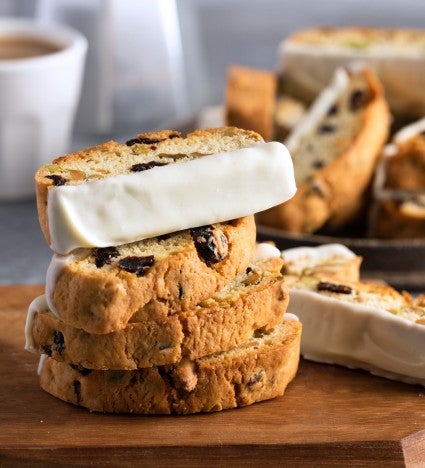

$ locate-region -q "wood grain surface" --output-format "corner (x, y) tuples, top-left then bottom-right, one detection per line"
(1, 284), (424, 467)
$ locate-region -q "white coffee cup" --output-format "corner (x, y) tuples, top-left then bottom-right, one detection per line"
(0, 18), (87, 200)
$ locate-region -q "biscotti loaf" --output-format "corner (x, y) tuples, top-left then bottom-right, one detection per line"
(26, 257), (288, 370)
(282, 243), (362, 283)
(38, 318), (302, 414)
(35, 127), (296, 254)
(279, 26), (425, 118)
(257, 65), (390, 234)
(286, 273), (425, 386)
(370, 118), (425, 238)
(44, 216), (256, 334)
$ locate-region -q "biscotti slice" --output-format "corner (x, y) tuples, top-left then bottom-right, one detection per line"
(44, 216), (256, 334)
(279, 26), (425, 117)
(256, 65), (390, 234)
(286, 275), (425, 386)
(35, 127), (296, 254)
(38, 317), (302, 414)
(282, 243), (362, 283)
(370, 118), (425, 238)
(224, 66), (277, 141)
(26, 257), (288, 370)
(224, 66), (305, 142)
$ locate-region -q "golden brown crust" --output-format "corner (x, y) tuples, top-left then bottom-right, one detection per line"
(31, 259), (288, 369)
(38, 319), (301, 414)
(51, 216), (256, 334)
(35, 127), (263, 247)
(225, 66), (276, 141)
(257, 67), (390, 233)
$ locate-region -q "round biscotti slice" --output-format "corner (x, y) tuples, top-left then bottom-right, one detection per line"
(35, 127), (296, 254)
(37, 317), (302, 414)
(27, 257), (288, 370)
(256, 65), (390, 234)
(286, 274), (425, 386)
(279, 26), (425, 118)
(44, 216), (256, 334)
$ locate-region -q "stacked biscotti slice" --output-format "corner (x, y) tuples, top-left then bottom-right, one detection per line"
(25, 126), (301, 414)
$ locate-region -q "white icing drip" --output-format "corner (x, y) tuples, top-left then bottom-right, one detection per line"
(287, 289), (425, 386)
(254, 243), (281, 262)
(282, 243), (355, 262)
(47, 142), (296, 255)
(45, 249), (87, 317)
(37, 354), (47, 376)
(393, 116), (425, 143)
(25, 295), (48, 352)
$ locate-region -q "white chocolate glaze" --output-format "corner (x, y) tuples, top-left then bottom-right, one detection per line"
(25, 295), (48, 352)
(45, 249), (87, 317)
(47, 142), (296, 254)
(254, 242), (281, 262)
(287, 289), (425, 386)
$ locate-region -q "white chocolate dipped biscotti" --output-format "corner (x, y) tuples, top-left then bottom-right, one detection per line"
(35, 127), (296, 254)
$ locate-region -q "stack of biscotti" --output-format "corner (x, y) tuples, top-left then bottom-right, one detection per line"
(25, 126), (302, 414)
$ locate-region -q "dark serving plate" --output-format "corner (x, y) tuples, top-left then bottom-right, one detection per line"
(257, 224), (425, 292)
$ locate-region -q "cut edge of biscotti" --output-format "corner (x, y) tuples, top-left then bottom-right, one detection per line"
(43, 216), (257, 334)
(35, 126), (296, 254)
(26, 256), (288, 370)
(37, 317), (302, 414)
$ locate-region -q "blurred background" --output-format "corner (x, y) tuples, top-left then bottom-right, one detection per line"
(1, 0), (425, 283)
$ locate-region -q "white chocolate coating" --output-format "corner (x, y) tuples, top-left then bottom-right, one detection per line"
(287, 289), (425, 386)
(47, 142), (296, 254)
(25, 295), (48, 352)
(254, 243), (281, 262)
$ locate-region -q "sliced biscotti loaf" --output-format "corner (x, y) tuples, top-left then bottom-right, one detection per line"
(35, 127), (295, 254)
(38, 317), (301, 414)
(281, 244), (362, 283)
(27, 257), (288, 370)
(45, 216), (256, 334)
(257, 65), (390, 234)
(370, 118), (425, 238)
(279, 26), (425, 118)
(286, 274), (425, 386)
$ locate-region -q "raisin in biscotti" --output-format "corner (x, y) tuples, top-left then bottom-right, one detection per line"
(27, 257), (288, 370)
(35, 127), (296, 254)
(45, 216), (256, 334)
(256, 65), (390, 234)
(38, 318), (301, 414)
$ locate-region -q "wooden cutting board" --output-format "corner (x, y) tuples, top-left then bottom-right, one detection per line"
(1, 285), (424, 467)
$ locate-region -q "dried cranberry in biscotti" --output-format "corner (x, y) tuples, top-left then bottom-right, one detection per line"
(93, 247), (119, 268)
(45, 174), (67, 186)
(190, 225), (229, 266)
(53, 330), (65, 355)
(130, 161), (168, 172)
(118, 255), (155, 276)
(317, 281), (352, 294)
(350, 89), (371, 111)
